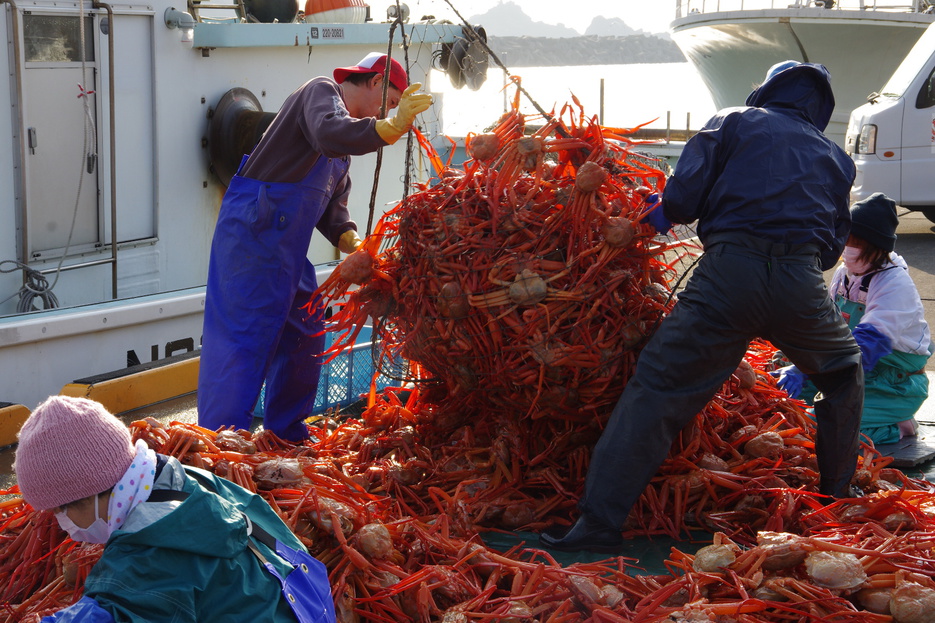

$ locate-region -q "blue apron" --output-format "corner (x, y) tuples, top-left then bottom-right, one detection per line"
(199, 154), (349, 440)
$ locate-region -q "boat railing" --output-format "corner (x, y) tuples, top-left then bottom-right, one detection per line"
(187, 0), (248, 22)
(675, 0), (935, 17)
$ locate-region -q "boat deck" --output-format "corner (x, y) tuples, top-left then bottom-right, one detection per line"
(1, 380), (932, 574)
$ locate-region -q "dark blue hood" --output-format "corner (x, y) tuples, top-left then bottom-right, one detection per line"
(745, 62), (836, 131)
(662, 61), (855, 271)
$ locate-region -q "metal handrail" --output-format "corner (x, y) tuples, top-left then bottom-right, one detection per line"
(1, 0), (28, 288)
(94, 0), (118, 300)
(675, 0), (934, 18)
(1, 0), (119, 304)
(187, 0), (248, 22)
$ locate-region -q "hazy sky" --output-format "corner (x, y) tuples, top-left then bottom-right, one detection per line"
(369, 0), (676, 34)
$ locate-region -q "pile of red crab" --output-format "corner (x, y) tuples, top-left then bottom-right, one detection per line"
(3, 368), (935, 622)
(312, 91), (681, 423)
(3, 96), (935, 622)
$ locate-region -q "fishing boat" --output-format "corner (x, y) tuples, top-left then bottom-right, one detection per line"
(0, 0), (485, 432)
(670, 0), (935, 145)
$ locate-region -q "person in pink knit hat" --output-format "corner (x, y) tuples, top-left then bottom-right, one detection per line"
(14, 396), (335, 623)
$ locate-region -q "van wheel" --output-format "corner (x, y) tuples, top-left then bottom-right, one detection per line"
(922, 209), (935, 224)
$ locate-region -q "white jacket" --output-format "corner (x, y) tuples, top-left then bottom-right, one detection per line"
(829, 252), (931, 356)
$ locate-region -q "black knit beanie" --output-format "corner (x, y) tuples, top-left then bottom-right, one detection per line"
(850, 192), (898, 252)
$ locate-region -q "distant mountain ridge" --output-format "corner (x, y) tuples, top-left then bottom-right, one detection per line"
(586, 17), (642, 38)
(486, 34), (684, 67)
(467, 1), (659, 38)
(462, 1), (681, 67)
(469, 1), (579, 37)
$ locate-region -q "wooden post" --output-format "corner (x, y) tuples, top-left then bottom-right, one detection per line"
(600, 78), (605, 125)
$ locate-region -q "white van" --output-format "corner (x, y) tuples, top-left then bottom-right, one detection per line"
(845, 21), (935, 222)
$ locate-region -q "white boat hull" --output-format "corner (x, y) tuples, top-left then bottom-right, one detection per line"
(0, 287), (206, 410)
(671, 7), (935, 145)
(0, 0), (467, 412)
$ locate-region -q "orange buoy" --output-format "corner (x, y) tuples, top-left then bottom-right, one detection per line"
(304, 0), (368, 23)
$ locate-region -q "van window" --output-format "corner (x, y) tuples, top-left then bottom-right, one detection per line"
(916, 66), (935, 109)
(881, 23), (935, 98)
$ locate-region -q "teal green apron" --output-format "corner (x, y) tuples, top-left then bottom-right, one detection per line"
(799, 284), (929, 445)
(836, 295), (928, 445)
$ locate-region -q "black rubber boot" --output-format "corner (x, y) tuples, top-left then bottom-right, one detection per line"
(538, 514), (624, 554)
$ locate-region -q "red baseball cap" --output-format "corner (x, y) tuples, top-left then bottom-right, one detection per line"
(334, 53), (408, 92)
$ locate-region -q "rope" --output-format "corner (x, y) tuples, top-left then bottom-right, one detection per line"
(0, 261), (60, 312)
(400, 23), (414, 204)
(367, 0), (554, 237)
(365, 20), (397, 237)
(365, 4), (412, 238)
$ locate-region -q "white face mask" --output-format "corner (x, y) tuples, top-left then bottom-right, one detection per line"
(841, 246), (872, 275)
(55, 498), (112, 544)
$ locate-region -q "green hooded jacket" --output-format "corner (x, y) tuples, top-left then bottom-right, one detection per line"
(83, 456), (307, 622)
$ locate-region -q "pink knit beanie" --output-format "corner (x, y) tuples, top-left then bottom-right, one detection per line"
(13, 396), (135, 511)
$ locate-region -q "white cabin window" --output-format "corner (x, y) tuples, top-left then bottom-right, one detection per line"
(23, 15), (94, 63)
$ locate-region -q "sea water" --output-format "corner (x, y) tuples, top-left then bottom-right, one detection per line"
(430, 62), (717, 137)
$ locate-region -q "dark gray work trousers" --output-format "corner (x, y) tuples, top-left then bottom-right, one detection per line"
(580, 233), (864, 529)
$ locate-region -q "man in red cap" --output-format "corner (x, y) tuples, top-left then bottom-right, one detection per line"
(198, 53), (431, 441)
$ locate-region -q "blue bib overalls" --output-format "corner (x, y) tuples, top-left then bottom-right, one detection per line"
(198, 154), (349, 440)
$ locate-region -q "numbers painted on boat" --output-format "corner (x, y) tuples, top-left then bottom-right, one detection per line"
(308, 27), (345, 40)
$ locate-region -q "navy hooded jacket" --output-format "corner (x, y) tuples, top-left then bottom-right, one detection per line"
(661, 63), (856, 270)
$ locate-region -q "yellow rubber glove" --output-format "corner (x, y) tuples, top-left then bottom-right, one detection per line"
(338, 229), (362, 254)
(375, 83), (433, 145)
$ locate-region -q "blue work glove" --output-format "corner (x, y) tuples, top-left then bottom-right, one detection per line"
(640, 193), (671, 235)
(852, 323), (892, 373)
(770, 365), (806, 398)
(41, 596), (115, 622)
